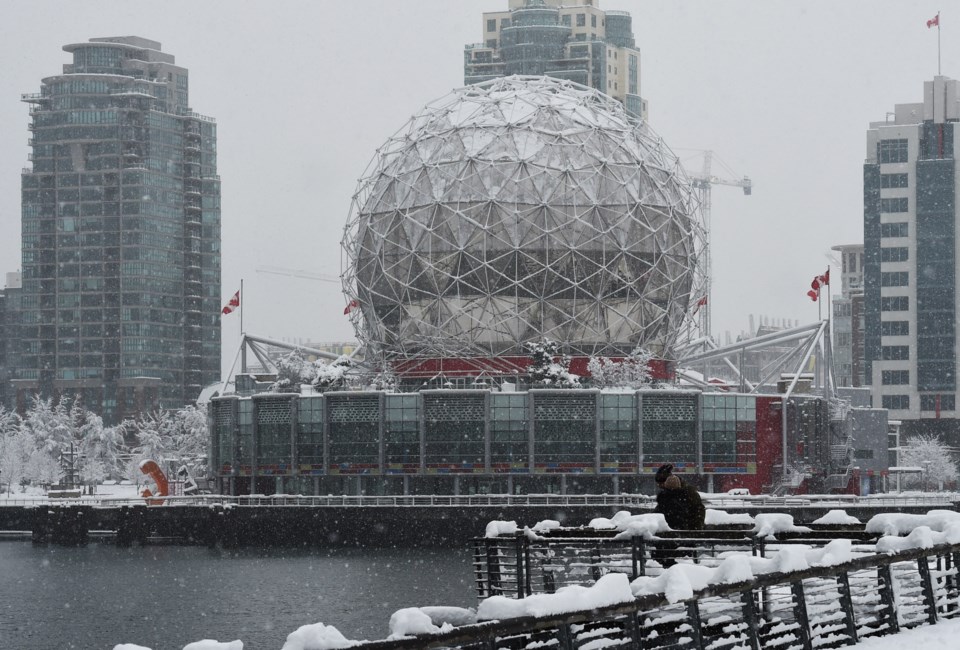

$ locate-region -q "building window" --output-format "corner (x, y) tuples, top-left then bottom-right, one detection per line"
(881, 296), (910, 311)
(880, 271), (909, 287)
(880, 222), (908, 237)
(881, 321), (909, 336)
(879, 139), (908, 163)
(881, 173), (909, 188)
(836, 332), (852, 346)
(591, 14), (597, 27)
(881, 345), (910, 360)
(881, 370), (909, 385)
(880, 247), (909, 262)
(881, 394), (910, 410)
(562, 14), (571, 26)
(834, 302), (852, 318)
(486, 39), (497, 48)
(853, 449), (875, 460)
(880, 197), (909, 213)
(920, 394), (956, 411)
(487, 18), (496, 32)
(577, 13), (586, 26)
(501, 18), (510, 28)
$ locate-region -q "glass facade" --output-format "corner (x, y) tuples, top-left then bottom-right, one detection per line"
(701, 394), (756, 473)
(641, 393), (698, 472)
(211, 389), (766, 496)
(17, 37), (220, 424)
(490, 393), (528, 472)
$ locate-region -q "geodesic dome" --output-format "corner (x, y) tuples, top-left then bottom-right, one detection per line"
(342, 76), (703, 362)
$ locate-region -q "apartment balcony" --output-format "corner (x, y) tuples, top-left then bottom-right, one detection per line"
(21, 93), (49, 104)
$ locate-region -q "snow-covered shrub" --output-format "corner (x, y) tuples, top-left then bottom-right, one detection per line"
(524, 339), (580, 388)
(314, 356), (352, 392)
(587, 347), (653, 389)
(271, 350), (317, 393)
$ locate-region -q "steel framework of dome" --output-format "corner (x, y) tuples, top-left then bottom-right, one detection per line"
(342, 76), (704, 363)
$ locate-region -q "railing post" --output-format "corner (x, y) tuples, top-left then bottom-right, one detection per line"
(740, 588), (762, 650)
(686, 600), (705, 650)
(836, 570), (859, 645)
(556, 623), (575, 650)
(918, 555), (939, 625)
(515, 534), (526, 598)
(487, 538), (503, 596)
(877, 564), (900, 635)
(790, 581), (813, 650)
(628, 610), (645, 649)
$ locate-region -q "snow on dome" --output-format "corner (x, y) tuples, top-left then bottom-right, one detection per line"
(342, 75), (703, 361)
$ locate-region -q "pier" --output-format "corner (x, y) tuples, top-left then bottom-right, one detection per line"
(1, 493), (957, 547)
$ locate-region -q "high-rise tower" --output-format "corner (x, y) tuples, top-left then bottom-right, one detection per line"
(863, 75), (959, 439)
(16, 36), (221, 424)
(464, 0), (647, 121)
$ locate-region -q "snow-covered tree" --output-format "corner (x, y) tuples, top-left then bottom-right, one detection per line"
(271, 350), (316, 393)
(899, 434), (959, 490)
(128, 404), (209, 480)
(314, 355), (352, 391)
(587, 348), (654, 389)
(1, 429), (33, 493)
(524, 339), (580, 388)
(18, 396), (122, 488)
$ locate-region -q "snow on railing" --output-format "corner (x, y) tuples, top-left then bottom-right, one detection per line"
(310, 539), (960, 649)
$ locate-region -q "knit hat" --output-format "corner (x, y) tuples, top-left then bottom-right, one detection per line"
(654, 463), (674, 484)
(663, 475), (682, 490)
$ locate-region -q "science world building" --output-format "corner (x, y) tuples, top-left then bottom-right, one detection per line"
(211, 77), (877, 496)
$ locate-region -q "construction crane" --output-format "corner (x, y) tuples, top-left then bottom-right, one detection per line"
(255, 265), (340, 284)
(683, 150), (752, 340)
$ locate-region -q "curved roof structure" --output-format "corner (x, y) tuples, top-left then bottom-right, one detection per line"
(342, 76), (703, 362)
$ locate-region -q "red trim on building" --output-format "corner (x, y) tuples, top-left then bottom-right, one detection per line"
(390, 356), (675, 380)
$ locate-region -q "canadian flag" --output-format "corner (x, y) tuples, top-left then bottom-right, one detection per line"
(221, 290), (240, 315)
(928, 13), (940, 28)
(343, 299), (359, 315)
(692, 294), (708, 314)
(806, 268), (830, 302)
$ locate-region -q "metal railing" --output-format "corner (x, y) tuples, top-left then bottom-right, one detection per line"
(473, 526), (881, 599)
(0, 492), (956, 509)
(337, 541), (960, 649)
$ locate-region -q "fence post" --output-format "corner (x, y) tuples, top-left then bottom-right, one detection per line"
(556, 623), (575, 650)
(686, 600), (705, 650)
(739, 588), (762, 650)
(877, 564), (900, 634)
(790, 581), (813, 650)
(515, 534), (526, 598)
(473, 539), (488, 598)
(836, 571), (859, 645)
(524, 536), (532, 597)
(487, 538), (503, 596)
(917, 555), (939, 625)
(627, 610), (645, 649)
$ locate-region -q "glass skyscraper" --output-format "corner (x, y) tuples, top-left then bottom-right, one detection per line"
(16, 36), (220, 424)
(464, 0), (647, 121)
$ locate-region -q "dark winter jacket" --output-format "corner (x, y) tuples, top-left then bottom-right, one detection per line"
(655, 481), (706, 530)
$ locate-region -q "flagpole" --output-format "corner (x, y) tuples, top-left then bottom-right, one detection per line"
(938, 12), (942, 76)
(240, 278), (246, 374)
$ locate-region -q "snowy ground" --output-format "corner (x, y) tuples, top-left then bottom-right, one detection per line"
(854, 618), (960, 648)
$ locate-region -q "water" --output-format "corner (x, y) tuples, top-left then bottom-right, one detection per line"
(0, 541), (475, 649)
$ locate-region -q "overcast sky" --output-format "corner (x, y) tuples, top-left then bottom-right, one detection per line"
(0, 1), (951, 364)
